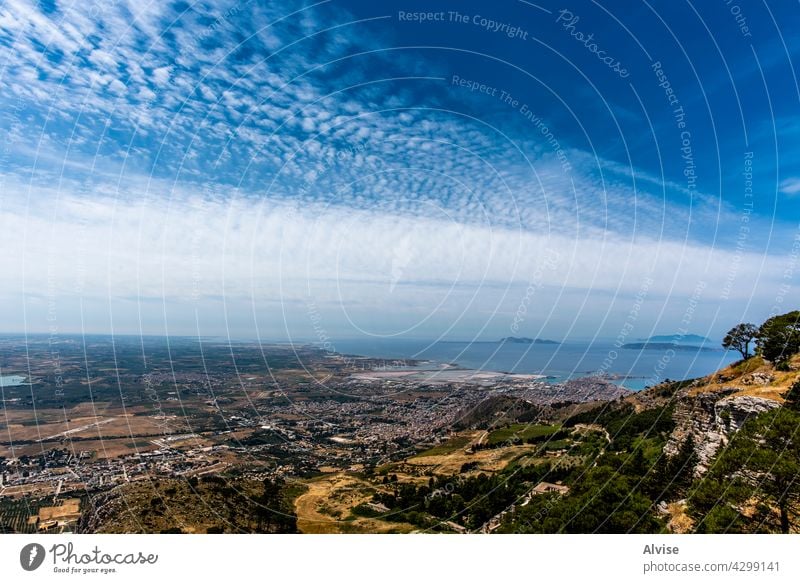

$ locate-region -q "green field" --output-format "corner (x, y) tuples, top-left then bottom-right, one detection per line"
(541, 439), (571, 451)
(0, 497), (50, 533)
(487, 423), (560, 446)
(414, 435), (472, 457)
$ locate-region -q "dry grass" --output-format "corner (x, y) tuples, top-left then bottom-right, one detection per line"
(294, 474), (415, 534)
(666, 501), (694, 533)
(293, 433), (548, 533)
(688, 354), (800, 401)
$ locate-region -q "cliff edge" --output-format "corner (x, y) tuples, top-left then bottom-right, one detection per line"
(661, 355), (798, 472)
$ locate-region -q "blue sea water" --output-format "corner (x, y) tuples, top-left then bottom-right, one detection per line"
(325, 339), (738, 391)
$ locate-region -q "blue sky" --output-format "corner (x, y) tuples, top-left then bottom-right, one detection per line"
(1, 0), (799, 342)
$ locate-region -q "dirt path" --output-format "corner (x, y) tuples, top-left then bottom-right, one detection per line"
(473, 430), (489, 446)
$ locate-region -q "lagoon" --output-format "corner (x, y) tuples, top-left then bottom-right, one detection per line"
(0, 375), (27, 387)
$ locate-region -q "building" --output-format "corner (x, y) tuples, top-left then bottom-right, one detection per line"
(532, 481), (570, 495)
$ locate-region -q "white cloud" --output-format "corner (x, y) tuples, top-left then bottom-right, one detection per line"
(0, 179), (790, 338)
(151, 66), (172, 87)
(779, 177), (800, 195)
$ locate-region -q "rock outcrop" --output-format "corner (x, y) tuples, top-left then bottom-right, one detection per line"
(665, 386), (781, 472)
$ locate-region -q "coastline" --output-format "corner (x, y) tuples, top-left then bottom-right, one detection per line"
(313, 338), (737, 392)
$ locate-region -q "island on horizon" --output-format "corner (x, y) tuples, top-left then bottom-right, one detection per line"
(637, 333), (713, 345)
(438, 337), (562, 345)
(498, 336), (561, 345)
(622, 341), (718, 352)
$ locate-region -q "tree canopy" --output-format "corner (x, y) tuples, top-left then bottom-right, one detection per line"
(756, 311), (800, 369)
(692, 406), (800, 533)
(722, 323), (758, 360)
(784, 380), (800, 411)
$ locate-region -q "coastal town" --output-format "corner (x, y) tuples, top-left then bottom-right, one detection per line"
(0, 335), (628, 533)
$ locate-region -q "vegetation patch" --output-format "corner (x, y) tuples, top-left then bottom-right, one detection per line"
(486, 423), (561, 446)
(414, 435), (472, 457)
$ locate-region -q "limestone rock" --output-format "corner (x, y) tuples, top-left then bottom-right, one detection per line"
(740, 372), (774, 385)
(665, 388), (780, 473)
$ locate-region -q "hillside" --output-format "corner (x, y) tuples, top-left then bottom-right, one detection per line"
(688, 354), (800, 401)
(623, 353), (798, 473)
(79, 476), (298, 534)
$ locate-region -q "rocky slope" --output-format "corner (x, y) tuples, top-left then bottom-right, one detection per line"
(664, 387), (780, 470)
(659, 355), (796, 472)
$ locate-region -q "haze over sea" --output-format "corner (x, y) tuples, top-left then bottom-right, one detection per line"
(325, 339), (739, 391)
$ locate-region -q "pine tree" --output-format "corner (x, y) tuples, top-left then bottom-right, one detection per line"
(713, 408), (800, 533)
(670, 435), (698, 498)
(784, 379), (800, 411)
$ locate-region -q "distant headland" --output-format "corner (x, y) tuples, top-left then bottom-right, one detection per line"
(498, 337), (560, 345)
(637, 334), (712, 345)
(622, 342), (717, 352)
(439, 337), (561, 345)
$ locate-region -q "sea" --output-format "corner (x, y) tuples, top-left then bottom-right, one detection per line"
(324, 339), (738, 391)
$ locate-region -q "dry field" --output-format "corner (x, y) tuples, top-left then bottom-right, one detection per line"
(294, 432), (548, 534)
(294, 474), (415, 534)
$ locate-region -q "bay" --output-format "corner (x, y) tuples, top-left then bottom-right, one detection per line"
(324, 339), (738, 391)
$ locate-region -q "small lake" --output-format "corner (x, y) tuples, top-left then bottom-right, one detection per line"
(0, 375), (27, 387)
